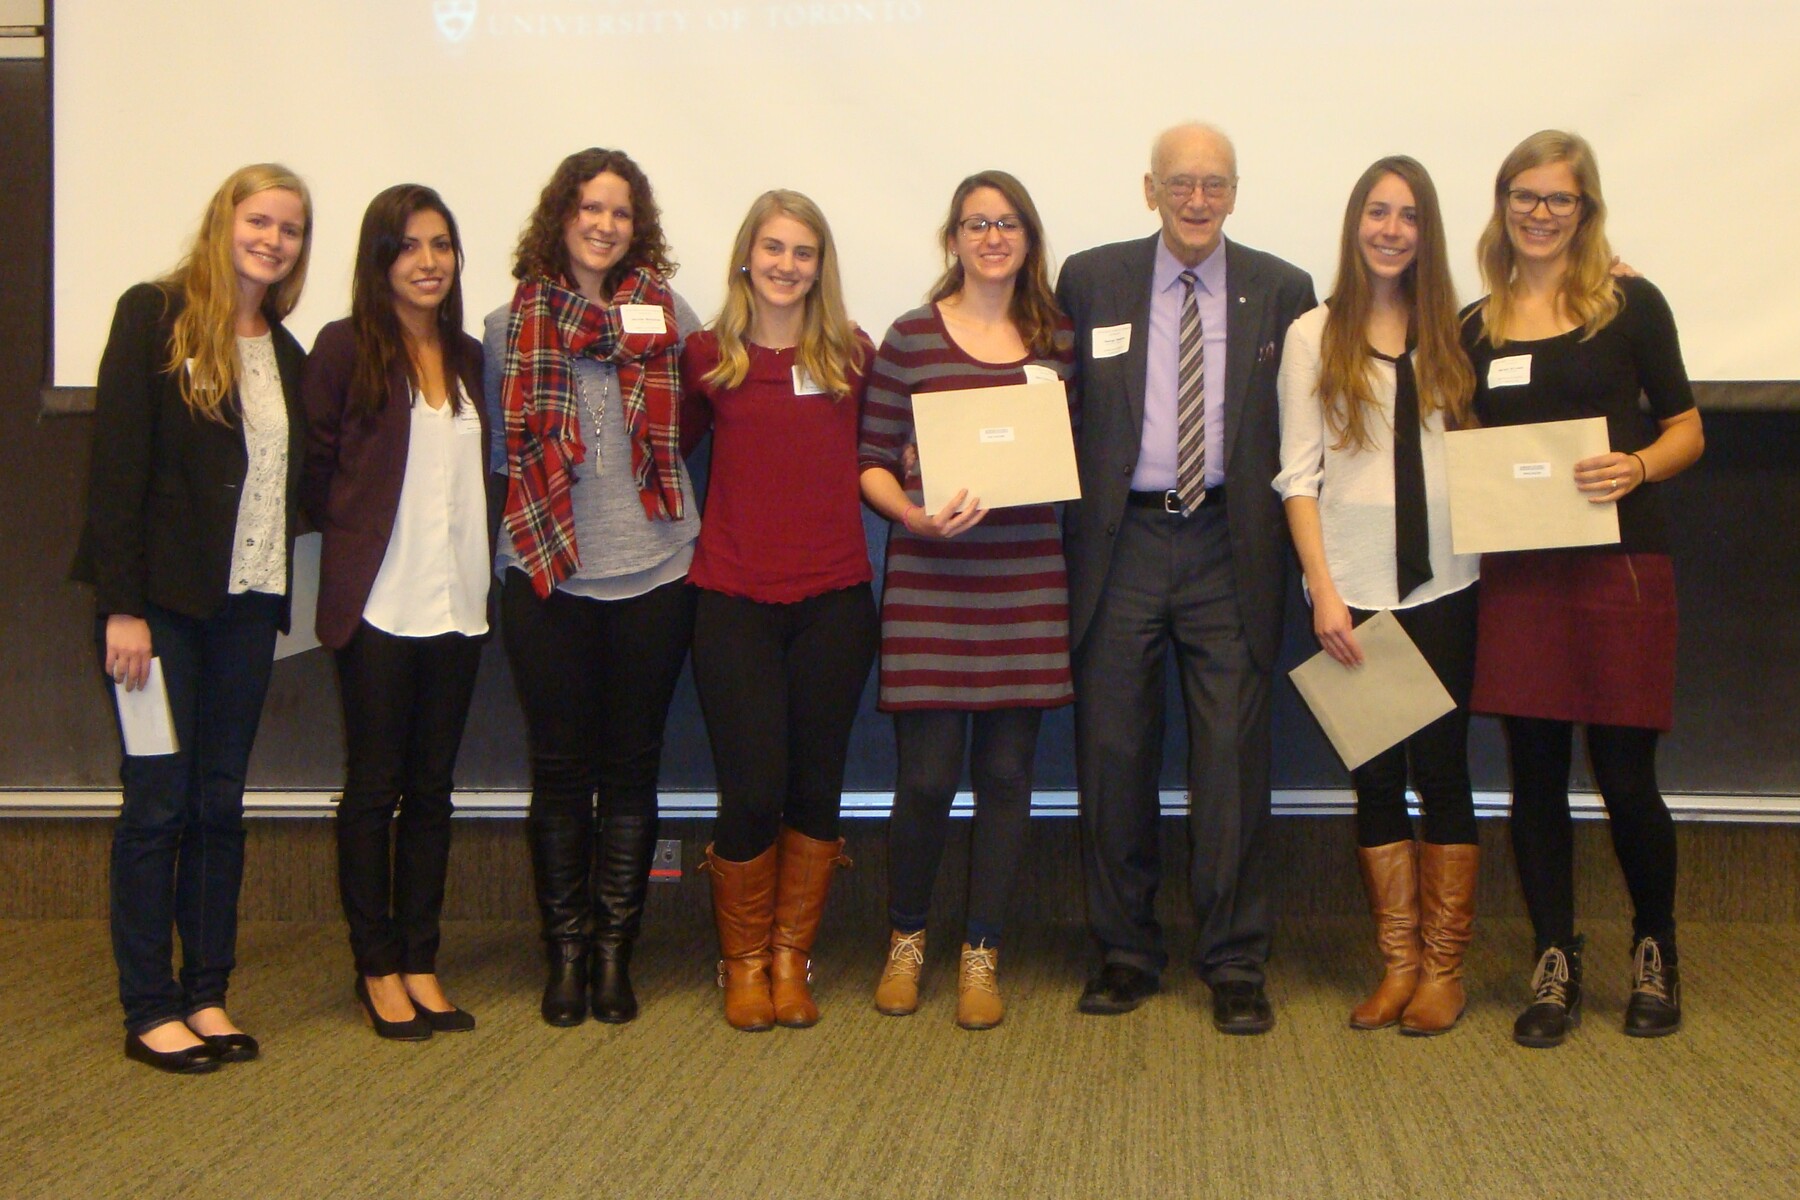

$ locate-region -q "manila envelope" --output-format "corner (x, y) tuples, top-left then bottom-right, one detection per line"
(1288, 609), (1456, 771)
(1443, 416), (1619, 555)
(911, 380), (1079, 513)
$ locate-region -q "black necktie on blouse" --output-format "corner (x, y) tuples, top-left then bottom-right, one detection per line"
(1387, 334), (1432, 602)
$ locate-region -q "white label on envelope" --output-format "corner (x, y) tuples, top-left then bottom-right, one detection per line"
(1022, 363), (1060, 385)
(791, 366), (825, 396)
(1513, 461), (1552, 479)
(1487, 355), (1531, 388)
(979, 427), (1016, 444)
(1092, 324), (1131, 359)
(619, 304), (666, 335)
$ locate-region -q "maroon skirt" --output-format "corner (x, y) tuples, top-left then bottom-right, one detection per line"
(1471, 549), (1677, 730)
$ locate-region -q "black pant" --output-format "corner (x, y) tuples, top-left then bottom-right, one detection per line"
(886, 707), (1044, 947)
(501, 571), (695, 824)
(334, 623), (483, 976)
(1505, 717), (1676, 956)
(1349, 586), (1479, 847)
(690, 585), (877, 861)
(107, 592), (281, 1033)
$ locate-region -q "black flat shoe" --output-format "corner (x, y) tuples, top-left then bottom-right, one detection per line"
(1210, 980), (1276, 1035)
(355, 976), (432, 1041)
(413, 1003), (476, 1034)
(124, 1030), (221, 1075)
(1078, 962), (1160, 1015)
(199, 1032), (260, 1062)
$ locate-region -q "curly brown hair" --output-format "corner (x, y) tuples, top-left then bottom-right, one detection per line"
(511, 148), (676, 291)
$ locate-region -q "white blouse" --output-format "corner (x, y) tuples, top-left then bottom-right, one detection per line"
(228, 333), (289, 595)
(361, 385), (491, 638)
(1273, 304), (1478, 611)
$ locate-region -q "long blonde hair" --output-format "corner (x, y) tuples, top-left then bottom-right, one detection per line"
(705, 190), (864, 398)
(1319, 156), (1473, 451)
(162, 163), (313, 421)
(1474, 130), (1620, 347)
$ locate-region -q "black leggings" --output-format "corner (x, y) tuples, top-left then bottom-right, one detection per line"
(691, 585), (878, 861)
(1349, 586), (1479, 847)
(1505, 716), (1676, 956)
(500, 571), (694, 823)
(886, 707), (1044, 947)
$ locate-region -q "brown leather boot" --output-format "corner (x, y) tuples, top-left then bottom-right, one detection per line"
(701, 842), (778, 1032)
(956, 942), (1004, 1031)
(770, 827), (851, 1028)
(1350, 841), (1420, 1030)
(874, 929), (927, 1016)
(1401, 842), (1479, 1036)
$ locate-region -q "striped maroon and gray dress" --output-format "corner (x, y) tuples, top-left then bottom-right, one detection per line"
(857, 304), (1075, 712)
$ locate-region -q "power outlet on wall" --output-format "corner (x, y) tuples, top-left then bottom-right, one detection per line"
(649, 838), (682, 883)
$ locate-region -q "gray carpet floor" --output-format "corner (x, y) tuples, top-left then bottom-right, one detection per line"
(3, 916), (1795, 1199)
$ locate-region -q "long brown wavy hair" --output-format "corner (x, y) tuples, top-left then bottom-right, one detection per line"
(1319, 156), (1473, 451)
(927, 170), (1063, 359)
(347, 184), (475, 419)
(703, 190), (865, 399)
(1474, 129), (1620, 347)
(162, 163), (313, 422)
(511, 148), (676, 291)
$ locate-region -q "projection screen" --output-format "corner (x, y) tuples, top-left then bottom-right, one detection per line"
(50, 1), (1800, 389)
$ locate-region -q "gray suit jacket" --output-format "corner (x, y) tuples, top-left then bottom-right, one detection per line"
(1055, 234), (1316, 670)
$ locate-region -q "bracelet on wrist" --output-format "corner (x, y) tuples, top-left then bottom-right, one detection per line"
(902, 504), (922, 530)
(1629, 451), (1649, 484)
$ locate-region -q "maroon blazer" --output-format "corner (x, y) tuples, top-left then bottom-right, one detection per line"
(300, 318), (496, 650)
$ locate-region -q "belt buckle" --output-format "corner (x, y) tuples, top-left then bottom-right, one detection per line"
(1161, 489), (1182, 515)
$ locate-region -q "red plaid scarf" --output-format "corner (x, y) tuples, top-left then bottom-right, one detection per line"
(500, 269), (686, 597)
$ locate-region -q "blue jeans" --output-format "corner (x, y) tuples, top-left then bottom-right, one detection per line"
(108, 592), (281, 1033)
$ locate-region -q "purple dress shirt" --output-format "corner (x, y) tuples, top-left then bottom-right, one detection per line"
(1132, 236), (1228, 493)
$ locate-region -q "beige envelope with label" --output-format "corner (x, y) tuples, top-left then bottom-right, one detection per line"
(1288, 610), (1456, 771)
(1443, 416), (1620, 554)
(912, 380), (1080, 512)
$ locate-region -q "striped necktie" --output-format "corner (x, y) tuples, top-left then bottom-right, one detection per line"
(1176, 270), (1207, 510)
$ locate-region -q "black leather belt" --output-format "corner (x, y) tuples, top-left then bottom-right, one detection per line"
(1126, 487), (1226, 514)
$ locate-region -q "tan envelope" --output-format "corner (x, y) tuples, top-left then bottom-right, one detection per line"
(911, 380), (1079, 512)
(1443, 416), (1620, 554)
(1288, 609), (1456, 771)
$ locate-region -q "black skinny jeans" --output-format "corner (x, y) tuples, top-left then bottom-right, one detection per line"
(501, 571), (695, 824)
(1348, 585), (1479, 847)
(1505, 717), (1676, 956)
(690, 585), (878, 861)
(334, 622), (483, 977)
(886, 707), (1045, 947)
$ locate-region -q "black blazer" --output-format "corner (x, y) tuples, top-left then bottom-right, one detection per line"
(1055, 235), (1317, 670)
(299, 317), (493, 650)
(70, 282), (307, 626)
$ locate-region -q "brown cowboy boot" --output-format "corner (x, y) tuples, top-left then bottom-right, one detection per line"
(770, 827), (851, 1028)
(1350, 841), (1421, 1030)
(1400, 842), (1480, 1036)
(701, 842), (778, 1032)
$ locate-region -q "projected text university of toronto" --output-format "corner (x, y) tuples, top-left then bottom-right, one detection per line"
(431, 0), (928, 40)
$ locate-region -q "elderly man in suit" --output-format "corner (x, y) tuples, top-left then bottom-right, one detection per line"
(1055, 122), (1315, 1032)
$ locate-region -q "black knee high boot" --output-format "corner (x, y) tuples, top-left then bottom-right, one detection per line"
(529, 811), (594, 1027)
(591, 813), (657, 1023)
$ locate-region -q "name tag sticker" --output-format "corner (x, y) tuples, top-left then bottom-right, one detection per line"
(1022, 363), (1060, 385)
(1092, 324), (1131, 359)
(979, 427), (1016, 444)
(455, 405), (482, 435)
(791, 366), (826, 396)
(619, 304), (666, 335)
(1513, 462), (1552, 480)
(1488, 354), (1532, 388)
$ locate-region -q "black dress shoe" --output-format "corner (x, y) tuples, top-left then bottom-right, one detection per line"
(413, 1003), (476, 1034)
(355, 976), (433, 1041)
(1210, 980), (1275, 1034)
(198, 1032), (260, 1062)
(1623, 936), (1681, 1038)
(124, 1030), (221, 1075)
(1078, 963), (1160, 1015)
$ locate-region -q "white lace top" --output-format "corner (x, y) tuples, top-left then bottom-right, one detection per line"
(227, 333), (289, 595)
